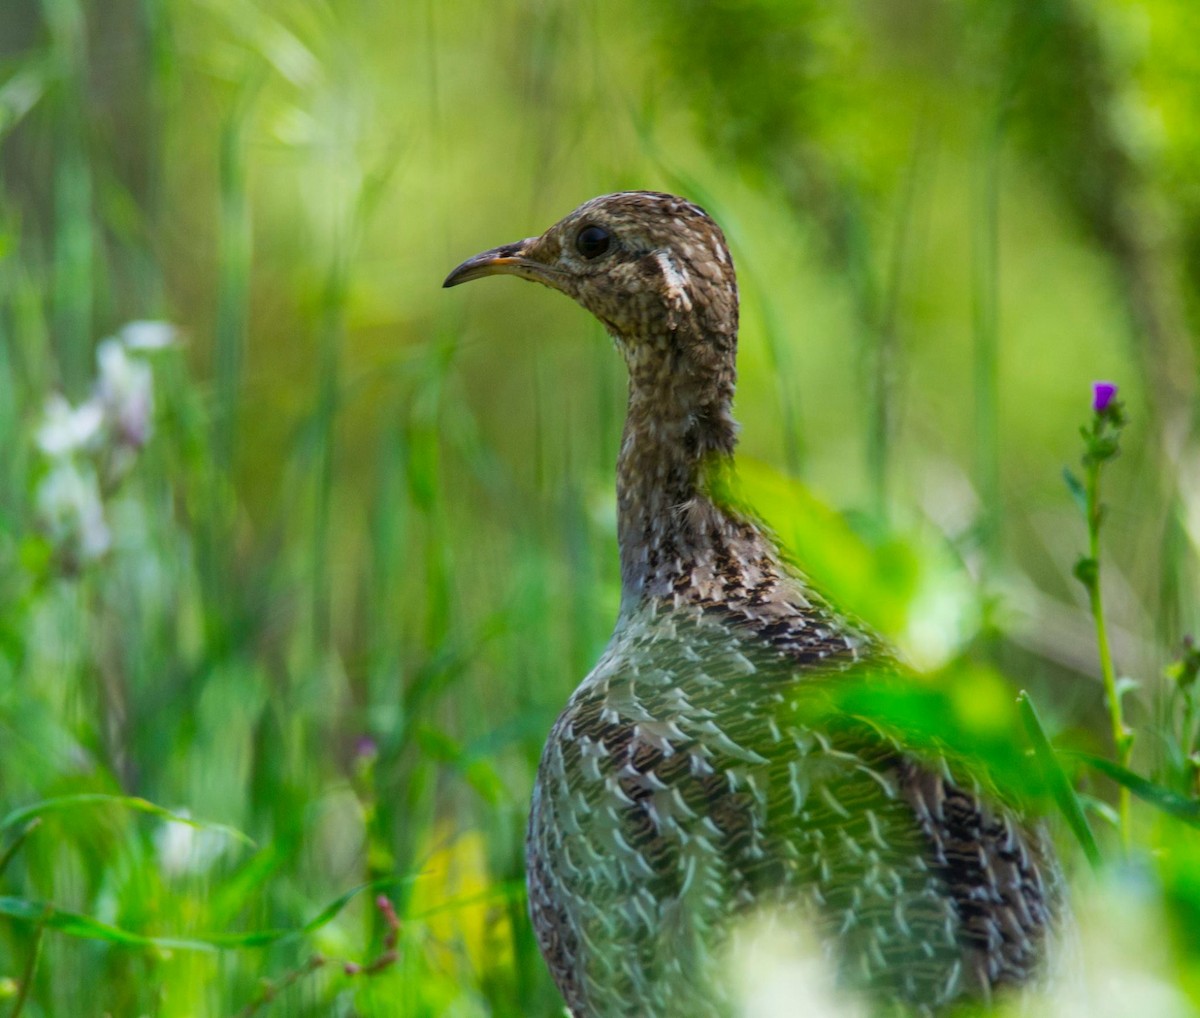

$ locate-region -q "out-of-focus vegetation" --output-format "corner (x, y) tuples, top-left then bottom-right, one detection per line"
(2, 0), (1200, 1014)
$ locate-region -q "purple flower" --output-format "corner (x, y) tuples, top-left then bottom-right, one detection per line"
(1092, 381), (1117, 414)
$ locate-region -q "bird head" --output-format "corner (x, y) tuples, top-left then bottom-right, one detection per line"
(444, 192), (739, 400)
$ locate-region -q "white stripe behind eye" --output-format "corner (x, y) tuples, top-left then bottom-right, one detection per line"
(655, 251), (693, 311)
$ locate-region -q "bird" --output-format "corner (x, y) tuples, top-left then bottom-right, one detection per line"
(444, 191), (1062, 1016)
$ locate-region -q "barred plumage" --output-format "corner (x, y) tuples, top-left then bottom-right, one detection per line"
(445, 192), (1062, 1016)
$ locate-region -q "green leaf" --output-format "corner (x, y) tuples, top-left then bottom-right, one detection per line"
(1165, 642), (1200, 691)
(410, 878), (525, 919)
(0, 876), (420, 951)
(415, 726), (508, 806)
(1114, 677), (1140, 706)
(707, 457), (939, 647)
(0, 60), (50, 141)
(0, 897), (219, 952)
(1017, 691), (1101, 870)
(0, 819), (40, 877)
(0, 794), (256, 851)
(1077, 792), (1120, 828)
(1062, 467), (1088, 517)
(1072, 556), (1098, 590)
(1070, 752), (1200, 827)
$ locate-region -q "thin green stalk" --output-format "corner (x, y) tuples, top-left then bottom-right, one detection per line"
(309, 140), (400, 660)
(9, 920), (44, 1018)
(1071, 387), (1131, 850)
(309, 248), (346, 658)
(44, 0), (93, 398)
(871, 124), (929, 522)
(0, 819), (41, 877)
(972, 122), (1003, 579)
(213, 79), (259, 471)
(1085, 451), (1132, 851)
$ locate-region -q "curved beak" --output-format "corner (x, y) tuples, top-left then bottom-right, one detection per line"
(442, 237), (554, 288)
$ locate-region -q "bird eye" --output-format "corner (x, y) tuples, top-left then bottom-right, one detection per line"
(575, 225), (611, 259)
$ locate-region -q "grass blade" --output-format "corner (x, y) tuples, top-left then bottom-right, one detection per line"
(1017, 690), (1101, 870)
(0, 896), (219, 951)
(0, 875), (420, 952)
(0, 818), (41, 877)
(1070, 751), (1200, 827)
(0, 794), (256, 850)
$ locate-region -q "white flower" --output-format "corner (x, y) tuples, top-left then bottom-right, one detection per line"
(1007, 872), (1195, 1018)
(155, 811), (230, 877)
(96, 338), (154, 448)
(725, 912), (867, 1018)
(35, 459), (111, 562)
(36, 394), (104, 456)
(119, 320), (178, 351)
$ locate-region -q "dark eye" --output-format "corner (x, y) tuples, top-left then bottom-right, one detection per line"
(575, 225), (611, 259)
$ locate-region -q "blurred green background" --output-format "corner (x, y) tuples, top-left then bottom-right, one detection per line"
(3, 0), (1200, 1014)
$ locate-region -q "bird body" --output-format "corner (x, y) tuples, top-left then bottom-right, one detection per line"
(445, 192), (1061, 1016)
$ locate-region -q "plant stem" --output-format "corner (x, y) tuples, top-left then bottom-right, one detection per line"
(1086, 461), (1131, 851)
(0, 820), (41, 878)
(972, 118), (1004, 582)
(9, 921), (44, 1018)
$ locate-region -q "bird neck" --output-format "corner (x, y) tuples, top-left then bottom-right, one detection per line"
(615, 346), (746, 613)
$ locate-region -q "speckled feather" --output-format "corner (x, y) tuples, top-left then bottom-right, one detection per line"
(445, 192), (1062, 1016)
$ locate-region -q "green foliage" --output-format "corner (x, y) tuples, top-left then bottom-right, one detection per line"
(712, 456), (977, 665)
(1018, 691), (1101, 870)
(1, 0), (1200, 1014)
